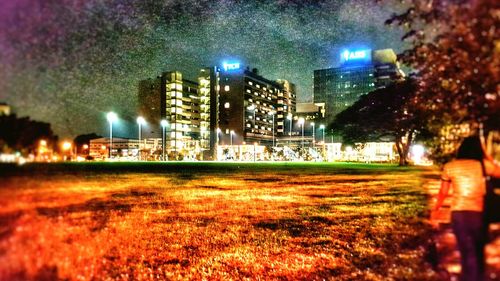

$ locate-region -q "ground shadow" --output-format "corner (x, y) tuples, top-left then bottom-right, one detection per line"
(36, 190), (163, 232)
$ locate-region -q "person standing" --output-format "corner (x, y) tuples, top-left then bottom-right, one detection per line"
(433, 136), (500, 281)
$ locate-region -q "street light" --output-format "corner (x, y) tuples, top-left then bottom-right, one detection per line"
(161, 119), (168, 161)
(253, 142), (257, 162)
(106, 112), (118, 159)
(311, 122), (315, 147)
(230, 130), (235, 147)
(137, 116), (146, 161)
(298, 117), (305, 148)
(287, 113), (292, 145)
(216, 128), (221, 145)
(62, 141), (72, 161)
(268, 110), (275, 148)
(320, 124), (325, 144)
(320, 124), (326, 158)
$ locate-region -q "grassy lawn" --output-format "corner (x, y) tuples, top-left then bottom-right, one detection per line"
(0, 162), (440, 280)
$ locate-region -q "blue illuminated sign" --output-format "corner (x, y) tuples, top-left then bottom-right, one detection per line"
(341, 50), (371, 62)
(223, 62), (241, 71)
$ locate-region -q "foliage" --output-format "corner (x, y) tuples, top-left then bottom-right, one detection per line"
(331, 79), (427, 165)
(0, 114), (58, 155)
(0, 164), (439, 280)
(73, 133), (101, 153)
(385, 0), (500, 158)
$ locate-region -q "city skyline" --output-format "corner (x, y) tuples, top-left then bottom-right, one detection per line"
(0, 0), (407, 138)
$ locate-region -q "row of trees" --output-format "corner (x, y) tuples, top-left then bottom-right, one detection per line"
(332, 0), (499, 165)
(0, 114), (58, 155)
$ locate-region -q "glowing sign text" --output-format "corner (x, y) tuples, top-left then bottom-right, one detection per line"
(342, 50), (369, 61)
(223, 62), (241, 71)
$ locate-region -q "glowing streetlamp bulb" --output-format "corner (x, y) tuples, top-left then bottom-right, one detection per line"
(62, 141), (72, 150)
(320, 124), (325, 130)
(161, 120), (168, 127)
(298, 117), (305, 125)
(40, 140), (47, 146)
(136, 116), (146, 125)
(106, 112), (118, 123)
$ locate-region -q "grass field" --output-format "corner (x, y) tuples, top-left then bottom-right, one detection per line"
(0, 162), (440, 280)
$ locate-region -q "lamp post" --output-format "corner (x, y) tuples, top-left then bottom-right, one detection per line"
(137, 116), (146, 161)
(62, 141), (72, 161)
(106, 112), (118, 159)
(216, 128), (221, 145)
(230, 130), (234, 147)
(287, 113), (292, 146)
(320, 124), (325, 159)
(269, 110), (275, 148)
(311, 122), (315, 147)
(298, 117), (305, 149)
(161, 119), (168, 161)
(320, 124), (325, 144)
(253, 142), (257, 162)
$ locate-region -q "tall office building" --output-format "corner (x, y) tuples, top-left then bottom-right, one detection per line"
(138, 71), (201, 154)
(198, 67), (219, 155)
(217, 64), (285, 146)
(276, 79), (297, 137)
(313, 48), (404, 125)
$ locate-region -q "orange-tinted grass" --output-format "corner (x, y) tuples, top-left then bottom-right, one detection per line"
(0, 169), (439, 280)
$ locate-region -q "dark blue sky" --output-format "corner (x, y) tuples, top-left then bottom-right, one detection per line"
(0, 0), (406, 138)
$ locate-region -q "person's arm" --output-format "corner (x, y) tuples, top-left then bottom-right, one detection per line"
(433, 179), (451, 211)
(485, 158), (500, 178)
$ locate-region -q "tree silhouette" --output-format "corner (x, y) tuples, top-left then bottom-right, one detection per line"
(331, 79), (426, 165)
(0, 114), (58, 155)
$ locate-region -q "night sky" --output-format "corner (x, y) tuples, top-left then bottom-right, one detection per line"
(0, 0), (406, 138)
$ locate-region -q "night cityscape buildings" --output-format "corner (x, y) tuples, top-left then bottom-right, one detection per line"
(313, 49), (404, 125)
(132, 54), (408, 161)
(138, 63), (299, 159)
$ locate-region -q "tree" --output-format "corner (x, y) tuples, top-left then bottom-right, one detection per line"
(331, 79), (426, 165)
(74, 133), (102, 154)
(0, 114), (58, 155)
(385, 0), (499, 135)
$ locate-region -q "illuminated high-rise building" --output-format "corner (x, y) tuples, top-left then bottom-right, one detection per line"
(216, 64), (284, 146)
(138, 71), (201, 155)
(276, 80), (297, 137)
(313, 48), (404, 125)
(139, 63), (297, 159)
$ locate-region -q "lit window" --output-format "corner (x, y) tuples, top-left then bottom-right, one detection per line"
(224, 102), (230, 109)
(256, 84), (261, 88)
(224, 85), (230, 92)
(248, 81), (253, 85)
